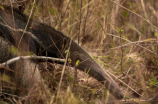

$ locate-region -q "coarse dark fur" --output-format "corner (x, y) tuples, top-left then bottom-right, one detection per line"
(0, 37), (44, 95)
(0, 6), (123, 99)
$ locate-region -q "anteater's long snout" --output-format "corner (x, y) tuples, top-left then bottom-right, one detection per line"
(77, 60), (123, 99)
(70, 42), (123, 99)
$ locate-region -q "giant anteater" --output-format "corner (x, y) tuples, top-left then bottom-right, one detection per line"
(0, 6), (123, 99)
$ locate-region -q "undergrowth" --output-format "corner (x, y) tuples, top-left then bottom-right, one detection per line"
(1, 0), (158, 104)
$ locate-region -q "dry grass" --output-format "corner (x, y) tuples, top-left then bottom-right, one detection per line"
(1, 0), (158, 104)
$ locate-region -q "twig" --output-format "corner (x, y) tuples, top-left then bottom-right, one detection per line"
(52, 0), (62, 12)
(60, 0), (71, 31)
(83, 0), (90, 37)
(17, 0), (36, 49)
(56, 39), (72, 100)
(0, 91), (22, 98)
(106, 33), (158, 56)
(99, 21), (157, 56)
(78, 0), (82, 45)
(110, 39), (158, 49)
(141, 0), (148, 20)
(62, 0), (72, 18)
(110, 0), (158, 31)
(119, 28), (125, 76)
(105, 68), (144, 98)
(0, 56), (65, 66)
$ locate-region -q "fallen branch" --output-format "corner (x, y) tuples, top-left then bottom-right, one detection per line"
(0, 56), (65, 66)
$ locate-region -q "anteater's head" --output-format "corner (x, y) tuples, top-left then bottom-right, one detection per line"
(69, 41), (123, 99)
(31, 23), (123, 99)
